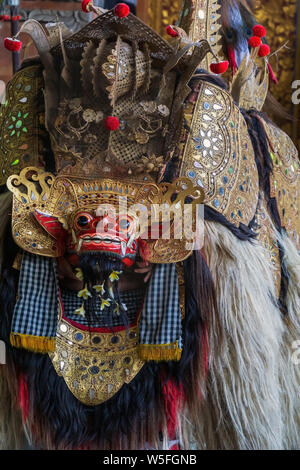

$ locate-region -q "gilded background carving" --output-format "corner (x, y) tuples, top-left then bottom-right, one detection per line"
(254, 0), (299, 148)
(144, 0), (300, 149)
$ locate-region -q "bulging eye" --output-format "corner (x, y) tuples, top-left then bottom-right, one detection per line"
(75, 212), (94, 229)
(117, 216), (133, 233)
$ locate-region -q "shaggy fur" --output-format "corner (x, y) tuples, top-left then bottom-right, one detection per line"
(0, 193), (12, 273)
(195, 220), (285, 449)
(276, 230), (300, 449)
(0, 357), (25, 449)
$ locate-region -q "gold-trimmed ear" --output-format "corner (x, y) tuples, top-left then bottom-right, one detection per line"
(144, 177), (204, 264)
(7, 167), (67, 257)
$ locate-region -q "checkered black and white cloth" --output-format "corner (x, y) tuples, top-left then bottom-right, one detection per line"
(12, 252), (59, 339)
(11, 253), (182, 353)
(139, 263), (182, 348)
(61, 288), (145, 327)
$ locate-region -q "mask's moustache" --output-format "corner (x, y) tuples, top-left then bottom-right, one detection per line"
(78, 252), (128, 328)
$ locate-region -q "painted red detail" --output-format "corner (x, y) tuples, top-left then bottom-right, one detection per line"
(33, 210), (67, 241)
(66, 211), (138, 267)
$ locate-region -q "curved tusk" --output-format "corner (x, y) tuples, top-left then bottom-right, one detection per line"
(17, 19), (50, 54)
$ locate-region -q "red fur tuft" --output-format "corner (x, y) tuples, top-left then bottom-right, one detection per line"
(162, 377), (185, 440)
(248, 36), (261, 48)
(81, 0), (92, 13)
(104, 116), (120, 131)
(18, 373), (29, 423)
(258, 44), (270, 57)
(252, 24), (266, 38)
(210, 61), (229, 75)
(114, 3), (130, 18)
(4, 37), (22, 52)
(166, 25), (179, 37)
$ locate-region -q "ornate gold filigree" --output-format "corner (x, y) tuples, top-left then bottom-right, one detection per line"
(254, 194), (282, 298)
(49, 303), (144, 406)
(101, 38), (149, 103)
(177, 0), (223, 69)
(230, 52), (269, 111)
(255, 0), (298, 144)
(178, 80), (259, 227)
(260, 119), (300, 250)
(0, 65), (45, 185)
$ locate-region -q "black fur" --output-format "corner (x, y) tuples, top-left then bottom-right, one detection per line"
(79, 253), (128, 328)
(242, 110), (290, 314)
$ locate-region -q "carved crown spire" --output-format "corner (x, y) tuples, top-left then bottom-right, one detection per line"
(177, 0), (223, 69)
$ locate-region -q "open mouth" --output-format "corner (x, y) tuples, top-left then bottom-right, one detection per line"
(82, 235), (122, 244)
(67, 233), (137, 259)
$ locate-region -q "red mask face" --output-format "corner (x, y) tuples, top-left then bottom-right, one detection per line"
(33, 209), (138, 267)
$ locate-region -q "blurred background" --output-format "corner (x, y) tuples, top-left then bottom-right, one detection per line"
(0, 0), (299, 148)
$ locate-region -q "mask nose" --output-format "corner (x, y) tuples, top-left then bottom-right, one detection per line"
(94, 216), (117, 233)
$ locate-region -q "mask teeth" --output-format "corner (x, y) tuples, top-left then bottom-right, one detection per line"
(76, 238), (83, 252)
(127, 233), (135, 249)
(71, 229), (77, 243)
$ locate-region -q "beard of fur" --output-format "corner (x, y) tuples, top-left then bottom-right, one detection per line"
(192, 220), (286, 450)
(78, 253), (128, 327)
(79, 252), (123, 286)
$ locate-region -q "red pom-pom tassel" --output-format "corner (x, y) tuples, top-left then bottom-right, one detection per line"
(166, 25), (179, 37)
(4, 37), (22, 52)
(267, 63), (278, 85)
(81, 0), (92, 13)
(210, 61), (229, 75)
(12, 15), (21, 21)
(2, 15), (10, 21)
(248, 36), (262, 48)
(252, 24), (266, 38)
(258, 44), (270, 58)
(114, 3), (130, 18)
(105, 116), (120, 131)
